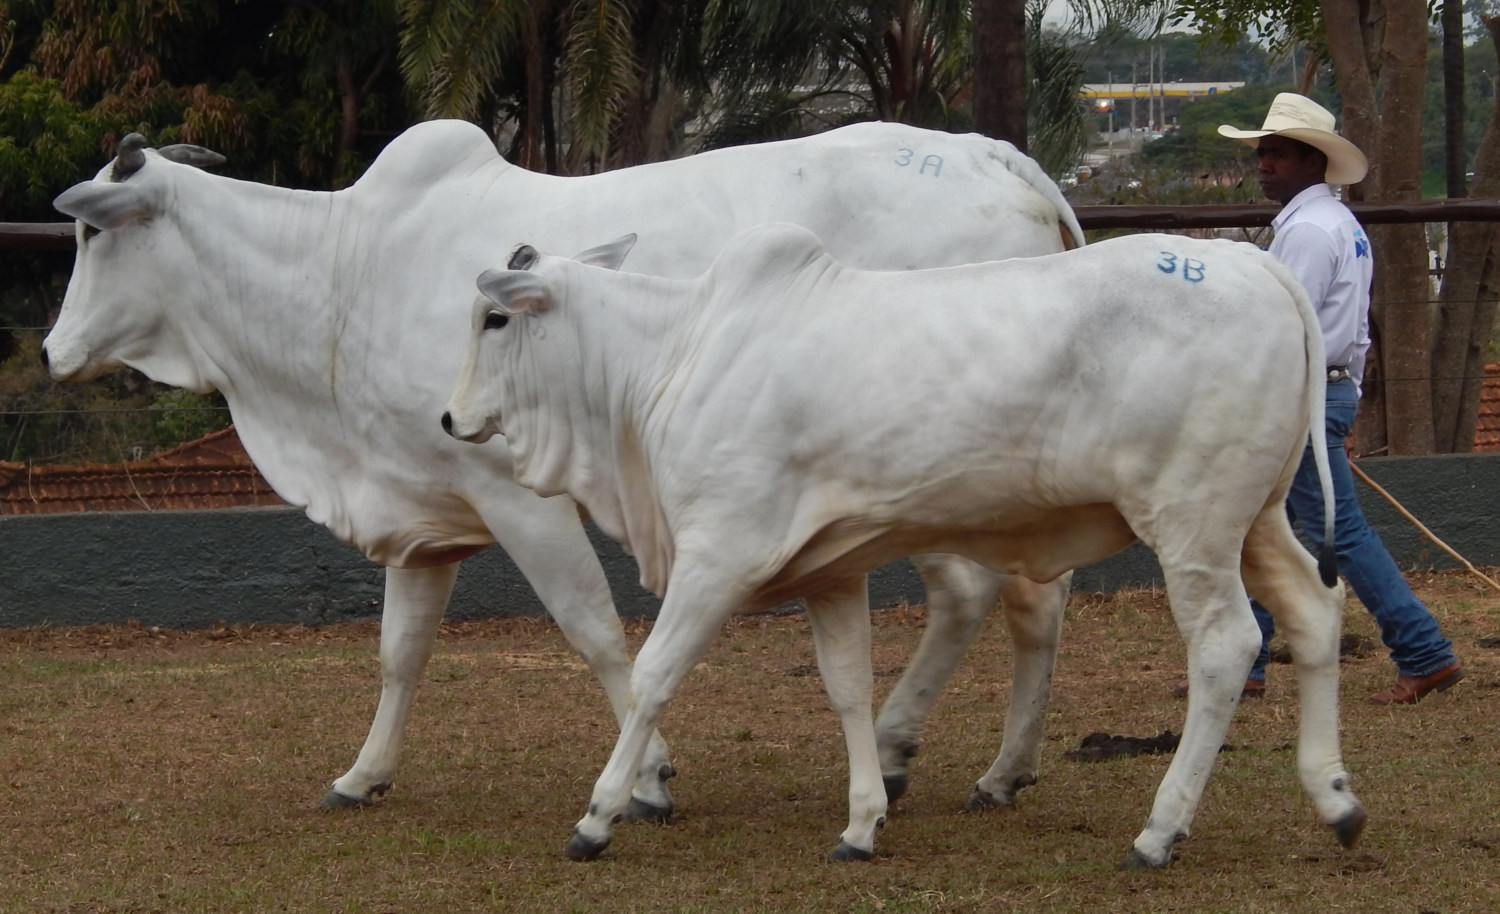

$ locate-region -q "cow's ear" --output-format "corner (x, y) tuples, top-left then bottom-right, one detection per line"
(477, 269), (553, 315)
(53, 181), (155, 231)
(571, 233), (636, 271)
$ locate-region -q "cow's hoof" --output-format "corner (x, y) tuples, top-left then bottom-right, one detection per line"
(1332, 805), (1368, 849)
(319, 782), (389, 810)
(622, 796), (673, 824)
(829, 840), (874, 862)
(1118, 847), (1168, 870)
(883, 774), (909, 804)
(565, 830), (611, 861)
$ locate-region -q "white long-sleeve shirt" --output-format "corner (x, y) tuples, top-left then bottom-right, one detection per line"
(1268, 184), (1375, 394)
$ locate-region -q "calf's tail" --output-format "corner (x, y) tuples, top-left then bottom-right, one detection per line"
(1279, 259), (1339, 588)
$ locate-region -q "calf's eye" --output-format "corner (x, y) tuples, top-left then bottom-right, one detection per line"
(484, 311), (510, 330)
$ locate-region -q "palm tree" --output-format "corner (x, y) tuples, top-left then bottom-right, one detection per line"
(401, 0), (699, 172)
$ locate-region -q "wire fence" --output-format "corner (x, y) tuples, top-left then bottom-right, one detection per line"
(4, 200), (1499, 466)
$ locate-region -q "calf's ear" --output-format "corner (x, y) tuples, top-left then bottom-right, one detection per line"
(571, 233), (636, 271)
(477, 269), (553, 315)
(54, 181), (155, 231)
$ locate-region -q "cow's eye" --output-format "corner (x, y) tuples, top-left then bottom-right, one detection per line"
(483, 311), (510, 330)
(82, 225), (101, 242)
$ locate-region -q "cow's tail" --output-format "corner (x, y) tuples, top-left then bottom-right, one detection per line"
(1273, 253), (1339, 588)
(995, 141), (1087, 249)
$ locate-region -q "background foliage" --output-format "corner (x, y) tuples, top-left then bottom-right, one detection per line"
(2, 0), (1494, 462)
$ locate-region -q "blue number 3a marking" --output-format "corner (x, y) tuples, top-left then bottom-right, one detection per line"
(1157, 252), (1206, 282)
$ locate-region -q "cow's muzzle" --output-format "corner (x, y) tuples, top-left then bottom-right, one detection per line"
(440, 409), (498, 444)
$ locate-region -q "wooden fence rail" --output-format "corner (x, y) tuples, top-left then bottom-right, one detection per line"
(10, 199), (1500, 251)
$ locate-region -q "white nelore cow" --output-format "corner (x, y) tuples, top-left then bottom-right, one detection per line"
(45, 122), (1083, 820)
(442, 225), (1367, 867)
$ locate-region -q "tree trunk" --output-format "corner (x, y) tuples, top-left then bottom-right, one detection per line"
(1432, 14), (1500, 452)
(335, 58), (360, 189)
(972, 0), (1027, 150)
(1321, 0), (1434, 455)
(1443, 0), (1466, 199)
(1373, 0), (1435, 455)
(519, 5), (546, 171)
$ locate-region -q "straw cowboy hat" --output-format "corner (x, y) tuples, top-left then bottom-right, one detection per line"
(1217, 92), (1369, 185)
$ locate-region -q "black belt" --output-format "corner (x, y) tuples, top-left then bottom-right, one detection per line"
(1327, 366), (1351, 382)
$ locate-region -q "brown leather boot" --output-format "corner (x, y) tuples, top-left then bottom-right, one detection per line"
(1367, 662), (1465, 705)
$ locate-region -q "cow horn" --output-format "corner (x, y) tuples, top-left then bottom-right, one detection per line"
(507, 245), (540, 271)
(158, 144), (227, 169)
(111, 133), (149, 182)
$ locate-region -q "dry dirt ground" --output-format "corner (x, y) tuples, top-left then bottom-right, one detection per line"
(2, 569), (1499, 913)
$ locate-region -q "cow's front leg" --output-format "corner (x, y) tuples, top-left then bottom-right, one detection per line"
(967, 570), (1068, 810)
(804, 576), (885, 861)
(324, 563), (458, 808)
(566, 560), (744, 861)
(875, 555), (1003, 802)
(477, 493), (676, 822)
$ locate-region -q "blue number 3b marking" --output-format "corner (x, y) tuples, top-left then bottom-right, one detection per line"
(1157, 252), (1206, 282)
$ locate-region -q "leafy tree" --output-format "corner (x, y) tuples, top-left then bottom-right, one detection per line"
(400, 0), (697, 171)
(264, 0), (404, 187)
(1, 0), (412, 461)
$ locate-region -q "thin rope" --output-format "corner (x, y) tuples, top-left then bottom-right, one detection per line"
(1349, 459), (1500, 593)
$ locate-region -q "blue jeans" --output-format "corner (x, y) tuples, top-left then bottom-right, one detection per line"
(1248, 377), (1457, 681)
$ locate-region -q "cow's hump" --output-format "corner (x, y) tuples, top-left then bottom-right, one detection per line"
(354, 119), (502, 192)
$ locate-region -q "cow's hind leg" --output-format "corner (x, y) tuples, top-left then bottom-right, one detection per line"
(325, 563), (458, 808)
(1241, 508), (1365, 847)
(1124, 534), (1261, 868)
(967, 570), (1068, 811)
(476, 493), (676, 822)
(876, 555), (1004, 802)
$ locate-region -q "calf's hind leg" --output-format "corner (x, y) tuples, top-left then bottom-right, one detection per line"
(1124, 532), (1262, 868)
(1241, 509), (1365, 847)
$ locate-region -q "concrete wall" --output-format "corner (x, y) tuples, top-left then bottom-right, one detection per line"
(3, 453), (1497, 629)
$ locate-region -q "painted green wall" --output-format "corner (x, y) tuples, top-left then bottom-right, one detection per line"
(3, 455), (1497, 629)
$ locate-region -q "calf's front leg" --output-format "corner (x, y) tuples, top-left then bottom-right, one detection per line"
(566, 560), (746, 861)
(476, 493), (677, 821)
(804, 576), (886, 860)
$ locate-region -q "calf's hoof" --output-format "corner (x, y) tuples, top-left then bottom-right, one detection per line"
(829, 840), (874, 862)
(319, 782), (389, 810)
(963, 786), (1013, 813)
(565, 829), (612, 862)
(1118, 846), (1169, 870)
(1332, 805), (1368, 849)
(622, 796), (673, 824)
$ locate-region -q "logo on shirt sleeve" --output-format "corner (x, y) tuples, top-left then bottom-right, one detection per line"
(1354, 228), (1370, 259)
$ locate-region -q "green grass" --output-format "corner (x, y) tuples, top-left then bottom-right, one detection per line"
(2, 572), (1498, 912)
